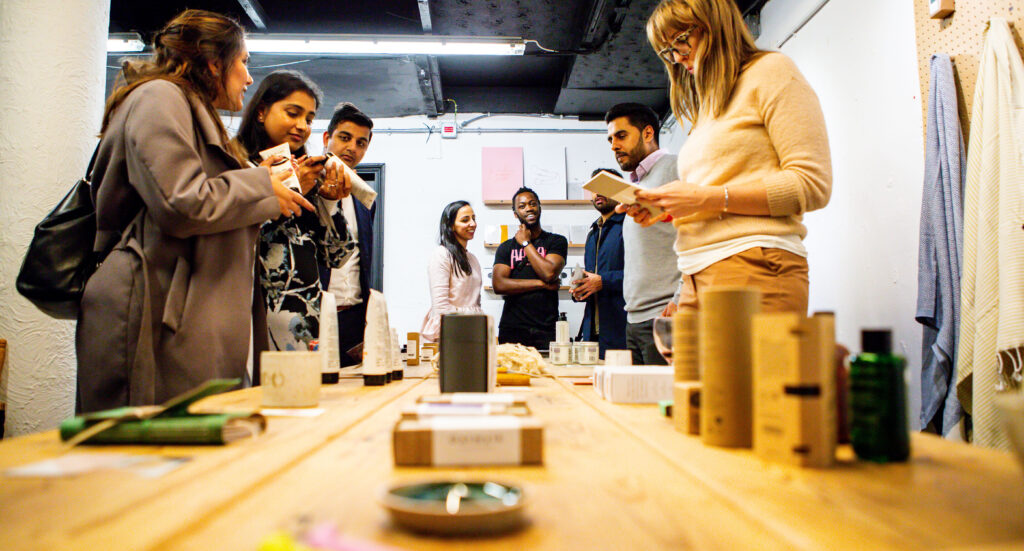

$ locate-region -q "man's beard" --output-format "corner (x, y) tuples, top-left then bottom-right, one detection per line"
(616, 141), (647, 172)
(594, 202), (617, 215)
(516, 211), (541, 229)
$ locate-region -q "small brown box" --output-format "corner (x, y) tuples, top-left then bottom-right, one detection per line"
(930, 0), (954, 19)
(672, 382), (701, 435)
(416, 393), (528, 408)
(406, 332), (420, 366)
(393, 416), (543, 466)
(752, 312), (836, 468)
(399, 401), (532, 419)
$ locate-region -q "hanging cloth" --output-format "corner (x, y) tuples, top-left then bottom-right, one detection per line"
(917, 53), (965, 436)
(957, 18), (1024, 450)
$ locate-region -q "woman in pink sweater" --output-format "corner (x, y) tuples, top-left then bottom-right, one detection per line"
(421, 201), (484, 342)
(624, 0), (832, 314)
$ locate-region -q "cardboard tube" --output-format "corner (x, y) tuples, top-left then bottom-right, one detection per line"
(672, 310), (699, 381)
(699, 286), (760, 448)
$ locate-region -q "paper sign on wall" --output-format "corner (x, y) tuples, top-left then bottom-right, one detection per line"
(525, 146), (567, 200)
(482, 147), (524, 201)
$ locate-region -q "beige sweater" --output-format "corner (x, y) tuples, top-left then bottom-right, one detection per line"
(673, 52), (832, 252)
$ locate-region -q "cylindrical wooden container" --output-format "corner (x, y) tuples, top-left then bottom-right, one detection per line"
(672, 310), (699, 381)
(699, 286), (761, 448)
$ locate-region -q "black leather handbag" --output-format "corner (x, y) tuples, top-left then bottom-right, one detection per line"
(16, 146), (101, 319)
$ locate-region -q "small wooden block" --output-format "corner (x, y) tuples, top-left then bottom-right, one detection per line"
(673, 382), (701, 435)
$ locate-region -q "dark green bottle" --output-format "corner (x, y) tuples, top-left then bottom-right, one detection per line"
(849, 329), (910, 462)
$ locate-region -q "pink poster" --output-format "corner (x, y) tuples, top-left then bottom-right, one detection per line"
(481, 147), (524, 202)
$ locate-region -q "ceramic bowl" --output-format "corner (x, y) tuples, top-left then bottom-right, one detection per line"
(380, 480), (526, 536)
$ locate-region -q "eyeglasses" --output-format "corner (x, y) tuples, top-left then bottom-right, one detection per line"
(657, 27), (697, 65)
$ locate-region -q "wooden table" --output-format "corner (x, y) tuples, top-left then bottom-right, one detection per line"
(0, 367), (1022, 550)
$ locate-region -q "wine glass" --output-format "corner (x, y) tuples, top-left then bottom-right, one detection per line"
(652, 316), (673, 364)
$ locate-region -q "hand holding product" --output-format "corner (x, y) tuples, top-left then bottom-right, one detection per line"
(324, 153), (377, 208)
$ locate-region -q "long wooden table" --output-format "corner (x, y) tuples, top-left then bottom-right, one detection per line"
(0, 367), (1022, 550)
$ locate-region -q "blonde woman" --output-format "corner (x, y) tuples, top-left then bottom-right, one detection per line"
(623, 0), (831, 314)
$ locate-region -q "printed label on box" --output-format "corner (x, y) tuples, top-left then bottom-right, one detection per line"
(449, 393), (516, 405)
(430, 416), (522, 466)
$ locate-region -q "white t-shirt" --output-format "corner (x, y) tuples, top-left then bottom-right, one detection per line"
(328, 196), (362, 306)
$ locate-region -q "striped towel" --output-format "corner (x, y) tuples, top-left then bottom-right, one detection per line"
(958, 18), (1024, 450)
(916, 53), (964, 435)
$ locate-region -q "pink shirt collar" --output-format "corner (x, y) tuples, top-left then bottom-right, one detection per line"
(630, 148), (666, 183)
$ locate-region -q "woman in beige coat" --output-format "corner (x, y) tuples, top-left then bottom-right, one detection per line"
(76, 10), (312, 412)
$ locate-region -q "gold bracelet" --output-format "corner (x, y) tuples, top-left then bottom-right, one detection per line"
(722, 186), (729, 212)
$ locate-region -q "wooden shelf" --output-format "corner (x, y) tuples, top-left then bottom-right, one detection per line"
(483, 199), (591, 206)
(483, 243), (585, 248)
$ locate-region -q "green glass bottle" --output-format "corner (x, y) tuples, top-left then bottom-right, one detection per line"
(849, 329), (910, 462)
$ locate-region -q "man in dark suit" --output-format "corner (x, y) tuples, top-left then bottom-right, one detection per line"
(321, 103), (375, 367)
(572, 168), (627, 359)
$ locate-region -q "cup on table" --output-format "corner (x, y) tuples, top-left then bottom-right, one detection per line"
(260, 351), (321, 408)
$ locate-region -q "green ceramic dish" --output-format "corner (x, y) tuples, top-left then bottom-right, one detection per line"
(380, 480), (526, 535)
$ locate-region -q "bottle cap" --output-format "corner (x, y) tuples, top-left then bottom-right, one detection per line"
(558, 312), (567, 321)
(861, 329), (892, 355)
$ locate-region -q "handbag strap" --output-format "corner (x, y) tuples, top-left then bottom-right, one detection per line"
(83, 141), (101, 184)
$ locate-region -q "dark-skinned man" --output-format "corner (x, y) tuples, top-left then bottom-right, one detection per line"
(606, 102), (680, 366)
(572, 168), (627, 359)
(492, 187), (568, 350)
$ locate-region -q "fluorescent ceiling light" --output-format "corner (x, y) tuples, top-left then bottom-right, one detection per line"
(107, 33), (145, 53)
(246, 34), (526, 56)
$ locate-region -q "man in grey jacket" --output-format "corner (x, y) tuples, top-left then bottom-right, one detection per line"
(605, 103), (681, 365)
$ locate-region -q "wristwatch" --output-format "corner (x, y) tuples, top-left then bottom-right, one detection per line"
(520, 239), (530, 247)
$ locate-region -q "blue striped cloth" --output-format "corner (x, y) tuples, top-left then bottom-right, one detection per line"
(916, 53), (965, 434)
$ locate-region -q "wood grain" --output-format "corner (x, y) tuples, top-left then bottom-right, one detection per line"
(0, 367), (1021, 550)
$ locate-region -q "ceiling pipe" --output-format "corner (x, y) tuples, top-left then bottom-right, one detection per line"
(377, 127), (606, 135)
(458, 113), (582, 129)
(776, 0), (832, 49)
(237, 0), (268, 30)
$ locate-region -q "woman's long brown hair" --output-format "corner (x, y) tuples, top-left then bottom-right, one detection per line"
(101, 9), (247, 161)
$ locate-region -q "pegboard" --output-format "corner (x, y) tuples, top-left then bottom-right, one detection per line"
(913, 1), (1024, 143)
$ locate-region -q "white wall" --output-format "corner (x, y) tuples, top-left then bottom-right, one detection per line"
(297, 115), (631, 343)
(0, 0), (110, 436)
(738, 0), (926, 427)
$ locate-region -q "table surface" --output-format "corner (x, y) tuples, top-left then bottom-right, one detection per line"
(1, 366), (1022, 551)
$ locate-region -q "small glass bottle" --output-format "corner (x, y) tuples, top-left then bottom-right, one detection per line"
(849, 329), (910, 462)
(555, 313), (570, 344)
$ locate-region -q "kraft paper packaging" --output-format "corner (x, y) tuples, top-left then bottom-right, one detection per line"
(672, 310), (699, 381)
(363, 290), (391, 385)
(699, 286), (760, 448)
(261, 351), (321, 408)
(319, 290), (341, 375)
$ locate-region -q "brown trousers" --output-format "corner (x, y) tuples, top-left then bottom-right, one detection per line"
(676, 247), (809, 314)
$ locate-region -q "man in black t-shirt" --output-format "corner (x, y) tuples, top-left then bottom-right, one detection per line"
(492, 187), (568, 350)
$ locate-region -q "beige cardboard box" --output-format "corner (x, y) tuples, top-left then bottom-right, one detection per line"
(593, 365), (674, 404)
(416, 393), (528, 408)
(393, 416), (543, 466)
(673, 382), (701, 435)
(400, 401), (532, 419)
(752, 312), (836, 468)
